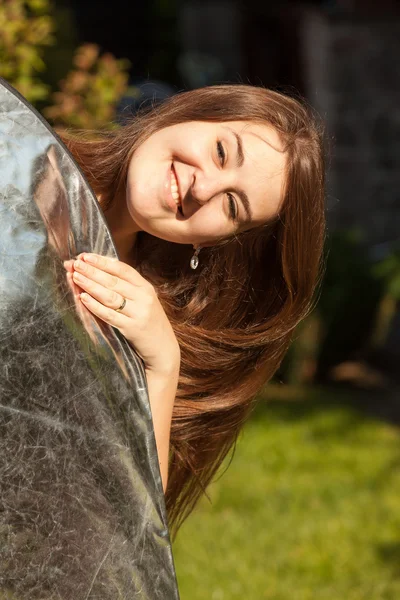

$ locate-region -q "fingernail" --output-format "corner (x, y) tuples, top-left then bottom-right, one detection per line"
(74, 259), (85, 270)
(83, 254), (97, 264)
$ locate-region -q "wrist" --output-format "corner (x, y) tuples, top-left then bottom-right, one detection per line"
(145, 350), (181, 380)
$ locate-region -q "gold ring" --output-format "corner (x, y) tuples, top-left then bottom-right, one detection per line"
(115, 296), (126, 312)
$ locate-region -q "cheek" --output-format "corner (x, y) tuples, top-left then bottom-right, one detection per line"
(127, 161), (156, 209)
(188, 209), (233, 239)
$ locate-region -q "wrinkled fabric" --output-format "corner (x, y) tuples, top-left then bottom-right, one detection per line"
(0, 78), (179, 600)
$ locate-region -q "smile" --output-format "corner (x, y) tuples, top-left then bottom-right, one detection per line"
(170, 164), (183, 214)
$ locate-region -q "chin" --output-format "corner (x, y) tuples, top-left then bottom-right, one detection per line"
(148, 228), (192, 245)
(139, 220), (192, 245)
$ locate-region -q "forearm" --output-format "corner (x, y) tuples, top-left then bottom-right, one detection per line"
(145, 362), (179, 492)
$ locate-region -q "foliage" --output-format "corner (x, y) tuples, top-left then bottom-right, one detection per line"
(372, 246), (400, 301)
(277, 228), (400, 384)
(43, 43), (130, 130)
(174, 385), (400, 599)
(0, 0), (55, 103)
(313, 229), (385, 378)
(276, 229), (380, 384)
(0, 1), (130, 130)
(316, 228), (381, 330)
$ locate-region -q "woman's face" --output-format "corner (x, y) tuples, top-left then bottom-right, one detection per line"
(125, 120), (287, 246)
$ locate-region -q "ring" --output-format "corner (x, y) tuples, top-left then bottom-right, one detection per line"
(115, 296), (127, 313)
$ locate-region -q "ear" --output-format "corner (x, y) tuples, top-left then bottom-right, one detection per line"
(194, 242), (213, 249)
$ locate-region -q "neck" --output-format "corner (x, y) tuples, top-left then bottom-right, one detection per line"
(112, 231), (138, 265)
(100, 191), (141, 266)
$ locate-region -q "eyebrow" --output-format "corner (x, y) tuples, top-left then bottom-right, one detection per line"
(236, 188), (252, 224)
(232, 130), (245, 168)
(225, 128), (252, 224)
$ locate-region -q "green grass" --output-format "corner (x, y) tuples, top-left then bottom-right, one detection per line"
(172, 385), (400, 600)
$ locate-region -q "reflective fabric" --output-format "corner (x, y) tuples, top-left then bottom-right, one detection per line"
(0, 78), (179, 600)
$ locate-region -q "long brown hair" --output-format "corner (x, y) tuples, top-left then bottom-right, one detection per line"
(61, 84), (326, 535)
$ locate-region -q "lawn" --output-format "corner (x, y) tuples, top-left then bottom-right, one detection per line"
(173, 385), (400, 600)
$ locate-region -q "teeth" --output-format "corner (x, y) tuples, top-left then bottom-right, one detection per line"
(170, 168), (182, 206)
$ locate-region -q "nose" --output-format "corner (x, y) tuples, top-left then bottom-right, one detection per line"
(189, 170), (226, 206)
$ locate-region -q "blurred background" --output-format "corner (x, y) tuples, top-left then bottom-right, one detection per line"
(1, 0), (400, 597)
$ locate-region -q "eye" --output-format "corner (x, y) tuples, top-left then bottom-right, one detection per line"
(227, 193), (238, 222)
(216, 141), (237, 222)
(217, 141), (226, 166)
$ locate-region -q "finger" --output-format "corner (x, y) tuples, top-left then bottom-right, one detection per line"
(73, 259), (136, 301)
(80, 253), (145, 286)
(63, 259), (75, 273)
(72, 270), (128, 312)
(79, 292), (129, 328)
(66, 270), (84, 298)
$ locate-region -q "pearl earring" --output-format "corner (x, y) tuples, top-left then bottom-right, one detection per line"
(190, 245), (201, 269)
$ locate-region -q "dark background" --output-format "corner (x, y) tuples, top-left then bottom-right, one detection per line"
(58, 0), (400, 241)
(55, 0), (400, 385)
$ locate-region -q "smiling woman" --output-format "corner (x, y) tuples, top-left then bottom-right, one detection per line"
(61, 84), (326, 535)
(120, 119), (286, 245)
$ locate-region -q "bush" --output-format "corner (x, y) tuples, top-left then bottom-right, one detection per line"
(0, 0), (54, 104)
(43, 43), (129, 130)
(0, 0), (130, 129)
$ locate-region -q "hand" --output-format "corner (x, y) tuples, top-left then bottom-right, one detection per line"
(64, 253), (181, 376)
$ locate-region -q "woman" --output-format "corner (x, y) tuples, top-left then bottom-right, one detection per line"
(63, 84), (326, 535)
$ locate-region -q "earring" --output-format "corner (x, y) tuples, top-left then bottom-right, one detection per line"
(190, 245), (201, 270)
